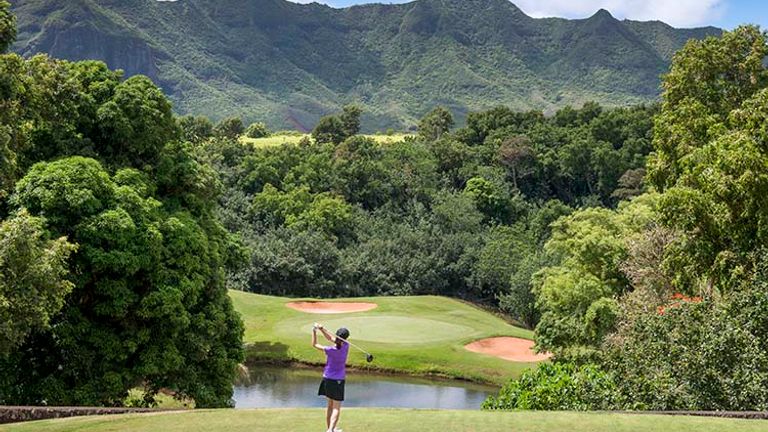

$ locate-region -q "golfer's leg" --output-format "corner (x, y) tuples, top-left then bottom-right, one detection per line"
(326, 398), (333, 429)
(327, 400), (342, 432)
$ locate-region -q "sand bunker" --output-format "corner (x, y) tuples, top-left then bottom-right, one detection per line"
(286, 301), (378, 314)
(465, 337), (552, 362)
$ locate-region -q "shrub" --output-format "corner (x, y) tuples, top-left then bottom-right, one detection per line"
(604, 288), (768, 411)
(483, 362), (620, 411)
(245, 122), (270, 139)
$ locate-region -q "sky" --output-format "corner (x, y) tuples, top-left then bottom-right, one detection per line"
(288, 0), (768, 29)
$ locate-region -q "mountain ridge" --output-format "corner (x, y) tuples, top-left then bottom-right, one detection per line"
(10, 0), (722, 131)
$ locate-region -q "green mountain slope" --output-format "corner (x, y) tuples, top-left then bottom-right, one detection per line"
(10, 0), (721, 131)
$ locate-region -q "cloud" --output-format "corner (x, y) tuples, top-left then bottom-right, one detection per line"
(286, 0), (727, 27)
(512, 0), (726, 27)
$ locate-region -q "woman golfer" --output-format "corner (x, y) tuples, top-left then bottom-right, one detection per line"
(312, 323), (349, 432)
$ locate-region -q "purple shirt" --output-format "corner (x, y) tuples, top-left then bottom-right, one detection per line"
(323, 343), (349, 380)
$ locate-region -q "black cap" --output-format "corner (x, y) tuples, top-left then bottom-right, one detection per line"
(335, 327), (350, 341)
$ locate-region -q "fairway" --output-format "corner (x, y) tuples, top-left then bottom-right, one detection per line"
(241, 133), (414, 148)
(5, 409), (766, 432)
(231, 291), (540, 384)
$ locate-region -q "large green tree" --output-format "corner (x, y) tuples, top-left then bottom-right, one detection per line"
(1, 157), (243, 407)
(649, 26), (768, 190)
(648, 26), (768, 292)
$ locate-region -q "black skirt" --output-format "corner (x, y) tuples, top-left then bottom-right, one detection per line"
(318, 378), (345, 402)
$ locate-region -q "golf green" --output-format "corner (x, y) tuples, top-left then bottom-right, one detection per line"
(232, 291), (544, 384)
(299, 316), (476, 344)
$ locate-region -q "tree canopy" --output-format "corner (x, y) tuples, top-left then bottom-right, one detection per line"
(0, 48), (243, 407)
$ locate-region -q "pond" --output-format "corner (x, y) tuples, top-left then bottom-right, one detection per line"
(234, 368), (498, 410)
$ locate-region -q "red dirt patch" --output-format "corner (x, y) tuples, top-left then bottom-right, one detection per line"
(465, 337), (552, 362)
(286, 301), (378, 314)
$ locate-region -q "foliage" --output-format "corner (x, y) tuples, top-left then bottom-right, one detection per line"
(483, 362), (619, 411)
(0, 0), (13, 53)
(312, 105), (362, 144)
(232, 229), (344, 298)
(648, 26), (768, 293)
(179, 115), (214, 143)
(649, 26), (768, 190)
(2, 157), (243, 408)
(245, 122), (270, 139)
(312, 115), (346, 145)
(418, 106), (454, 141)
(214, 117), (245, 140)
(605, 284), (768, 411)
(95, 76), (180, 167)
(0, 210), (76, 356)
(0, 48), (243, 408)
(339, 105), (362, 138)
(534, 195), (657, 359)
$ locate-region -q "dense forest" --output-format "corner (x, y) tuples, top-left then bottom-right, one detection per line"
(2, 0), (768, 412)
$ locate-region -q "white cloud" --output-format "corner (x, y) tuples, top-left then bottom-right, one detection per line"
(512, 0), (726, 28)
(283, 0), (726, 27)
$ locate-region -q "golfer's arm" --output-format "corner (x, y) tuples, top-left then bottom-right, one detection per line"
(320, 328), (335, 343)
(311, 329), (324, 351)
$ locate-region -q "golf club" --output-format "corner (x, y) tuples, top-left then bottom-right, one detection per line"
(314, 323), (375, 363)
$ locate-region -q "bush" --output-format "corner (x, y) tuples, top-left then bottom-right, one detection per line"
(604, 288), (768, 411)
(483, 362), (620, 411)
(214, 117), (244, 139)
(245, 122), (270, 139)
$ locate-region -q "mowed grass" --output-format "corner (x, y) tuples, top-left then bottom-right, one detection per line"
(231, 291), (538, 385)
(6, 409), (767, 432)
(241, 133), (413, 148)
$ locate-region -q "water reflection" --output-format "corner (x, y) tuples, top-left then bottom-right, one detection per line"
(234, 367), (496, 410)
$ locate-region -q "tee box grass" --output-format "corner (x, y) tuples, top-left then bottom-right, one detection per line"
(6, 409), (767, 432)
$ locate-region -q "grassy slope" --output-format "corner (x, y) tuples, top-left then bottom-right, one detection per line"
(7, 409), (767, 432)
(231, 291), (535, 385)
(241, 134), (413, 148)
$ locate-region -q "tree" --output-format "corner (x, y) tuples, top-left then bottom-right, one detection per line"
(498, 136), (537, 190)
(179, 115), (214, 143)
(312, 105), (362, 145)
(245, 122), (270, 139)
(463, 177), (509, 222)
(0, 0), (14, 53)
(649, 26), (768, 190)
(534, 195), (657, 359)
(332, 136), (389, 208)
(312, 115), (346, 145)
(214, 117), (244, 140)
(95, 75), (180, 167)
(339, 105), (362, 138)
(0, 210), (76, 356)
(649, 28), (768, 292)
(611, 168), (645, 201)
(419, 106), (454, 141)
(234, 228), (343, 298)
(2, 156), (243, 408)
